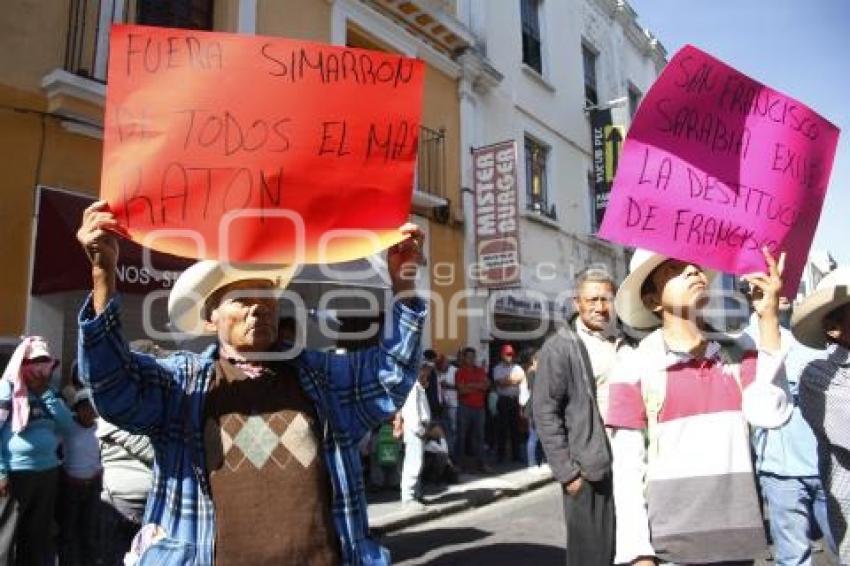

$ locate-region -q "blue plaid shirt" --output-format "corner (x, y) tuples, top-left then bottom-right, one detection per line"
(78, 294), (426, 565)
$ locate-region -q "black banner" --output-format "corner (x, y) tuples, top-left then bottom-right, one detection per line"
(590, 108), (618, 231)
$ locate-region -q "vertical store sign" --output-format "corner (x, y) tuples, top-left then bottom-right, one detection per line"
(472, 141), (521, 288)
(590, 108), (624, 230)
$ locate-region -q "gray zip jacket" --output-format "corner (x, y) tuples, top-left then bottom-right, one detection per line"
(532, 326), (611, 484)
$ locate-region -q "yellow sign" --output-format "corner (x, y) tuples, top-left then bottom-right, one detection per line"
(604, 125), (625, 183)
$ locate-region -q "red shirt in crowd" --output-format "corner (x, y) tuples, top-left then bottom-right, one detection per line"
(455, 366), (488, 409)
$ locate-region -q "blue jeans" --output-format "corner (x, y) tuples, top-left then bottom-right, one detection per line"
(456, 405), (485, 466)
(442, 406), (458, 460)
(526, 425), (542, 467)
(759, 473), (835, 565)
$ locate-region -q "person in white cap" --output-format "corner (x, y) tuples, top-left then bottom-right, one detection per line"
(75, 201), (427, 565)
(607, 248), (792, 565)
(0, 336), (73, 565)
(792, 266), (850, 562)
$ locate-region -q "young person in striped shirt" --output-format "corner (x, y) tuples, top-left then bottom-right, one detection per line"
(607, 248), (792, 565)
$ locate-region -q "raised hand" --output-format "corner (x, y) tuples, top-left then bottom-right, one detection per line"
(742, 247), (786, 321)
(77, 200), (122, 272)
(742, 247), (786, 353)
(77, 200), (124, 313)
(387, 223), (425, 297)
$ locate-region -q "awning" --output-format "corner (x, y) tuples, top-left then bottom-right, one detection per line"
(30, 187), (390, 302)
(31, 187), (194, 295)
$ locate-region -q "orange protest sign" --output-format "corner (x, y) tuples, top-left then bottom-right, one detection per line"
(101, 25), (425, 263)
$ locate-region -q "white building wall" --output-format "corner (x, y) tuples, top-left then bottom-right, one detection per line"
(457, 0), (665, 356)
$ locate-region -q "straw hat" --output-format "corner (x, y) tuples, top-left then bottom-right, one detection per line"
(791, 266), (850, 350)
(615, 249), (717, 330)
(168, 261), (298, 335)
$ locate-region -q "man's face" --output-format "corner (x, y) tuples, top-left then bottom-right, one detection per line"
(463, 351), (476, 367)
(574, 280), (615, 332)
(419, 363), (433, 385)
(75, 401), (97, 428)
(824, 303), (850, 350)
(501, 351), (513, 363)
(646, 260), (709, 318)
(207, 279), (280, 353)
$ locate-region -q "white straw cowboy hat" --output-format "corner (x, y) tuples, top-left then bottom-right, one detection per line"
(168, 261), (298, 335)
(615, 249), (718, 330)
(791, 266), (850, 350)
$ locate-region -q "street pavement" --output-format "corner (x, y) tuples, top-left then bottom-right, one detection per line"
(378, 482), (839, 566)
(381, 483), (565, 566)
(368, 463), (553, 534)
(379, 481), (565, 565)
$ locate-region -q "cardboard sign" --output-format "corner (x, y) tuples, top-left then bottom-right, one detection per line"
(472, 141), (521, 287)
(599, 45), (840, 294)
(101, 25), (425, 263)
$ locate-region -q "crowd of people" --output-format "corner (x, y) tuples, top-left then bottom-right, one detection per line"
(0, 337), (155, 565)
(529, 251), (850, 566)
(378, 251), (850, 566)
(0, 199), (846, 566)
(376, 342), (550, 508)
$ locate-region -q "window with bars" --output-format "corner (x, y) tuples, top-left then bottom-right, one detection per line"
(525, 136), (554, 219)
(137, 0), (215, 30)
(520, 0), (543, 74)
(582, 44), (598, 107)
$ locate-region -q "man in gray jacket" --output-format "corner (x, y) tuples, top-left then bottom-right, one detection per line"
(533, 270), (615, 566)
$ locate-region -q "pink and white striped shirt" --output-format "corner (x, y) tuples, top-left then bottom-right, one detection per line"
(607, 329), (791, 564)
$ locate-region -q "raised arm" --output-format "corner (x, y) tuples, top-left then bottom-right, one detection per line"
(740, 248), (792, 428)
(300, 224), (427, 440)
(76, 201), (177, 436)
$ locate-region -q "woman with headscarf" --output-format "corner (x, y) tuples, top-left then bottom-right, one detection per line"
(0, 336), (73, 565)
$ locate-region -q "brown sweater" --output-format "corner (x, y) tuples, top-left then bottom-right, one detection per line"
(204, 359), (340, 565)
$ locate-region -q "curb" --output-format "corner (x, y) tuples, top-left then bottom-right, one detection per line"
(370, 473), (555, 535)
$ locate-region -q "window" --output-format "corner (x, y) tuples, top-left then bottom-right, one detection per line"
(525, 136), (554, 219)
(137, 0), (215, 30)
(521, 0), (543, 74)
(628, 84), (642, 119)
(416, 126), (447, 199)
(582, 44), (598, 107)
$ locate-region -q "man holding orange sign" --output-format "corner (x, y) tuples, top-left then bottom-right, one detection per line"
(76, 201), (426, 565)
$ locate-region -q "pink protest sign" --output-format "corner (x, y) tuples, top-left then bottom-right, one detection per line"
(599, 45), (840, 295)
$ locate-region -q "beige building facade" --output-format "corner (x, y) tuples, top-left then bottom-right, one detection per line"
(0, 0), (483, 369)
